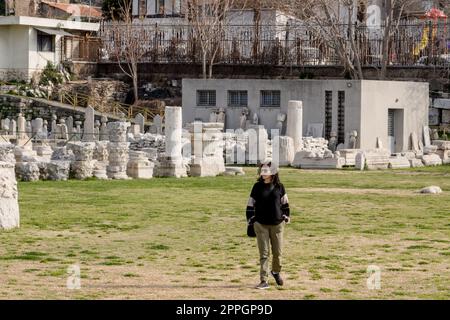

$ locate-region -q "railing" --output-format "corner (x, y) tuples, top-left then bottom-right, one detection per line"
(58, 90), (161, 121)
(62, 36), (102, 62)
(97, 21), (450, 67)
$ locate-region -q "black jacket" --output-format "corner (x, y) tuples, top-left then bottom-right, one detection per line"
(246, 181), (290, 225)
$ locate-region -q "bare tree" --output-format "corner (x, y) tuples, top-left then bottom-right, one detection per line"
(378, 0), (422, 79)
(281, 0), (365, 79)
(281, 0), (422, 79)
(108, 0), (149, 104)
(187, 0), (245, 79)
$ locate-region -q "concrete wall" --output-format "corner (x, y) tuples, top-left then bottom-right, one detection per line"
(0, 25), (30, 80)
(182, 79), (363, 145)
(28, 27), (63, 80)
(360, 81), (429, 151)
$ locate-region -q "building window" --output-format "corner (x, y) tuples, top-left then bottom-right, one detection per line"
(157, 0), (165, 15)
(260, 90), (281, 107)
(228, 90), (248, 107)
(197, 90), (216, 107)
(37, 32), (55, 52)
(388, 109), (395, 137)
(338, 91), (345, 144)
(324, 91), (333, 140)
(0, 1), (5, 16)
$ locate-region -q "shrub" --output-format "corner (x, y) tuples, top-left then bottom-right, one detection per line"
(39, 62), (64, 86)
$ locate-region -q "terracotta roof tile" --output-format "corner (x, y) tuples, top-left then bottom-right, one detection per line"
(41, 1), (102, 18)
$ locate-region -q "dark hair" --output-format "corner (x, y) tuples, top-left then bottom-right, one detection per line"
(257, 162), (282, 187)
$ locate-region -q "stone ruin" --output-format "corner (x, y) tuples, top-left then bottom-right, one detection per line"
(222, 100), (449, 171)
(0, 99), (448, 188)
(0, 105), (239, 184)
(0, 143), (20, 230)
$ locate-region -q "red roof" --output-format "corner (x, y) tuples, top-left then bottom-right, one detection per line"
(41, 1), (102, 19)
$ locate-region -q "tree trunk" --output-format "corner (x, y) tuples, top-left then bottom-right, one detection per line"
(208, 62), (213, 79)
(202, 51), (207, 79)
(380, 0), (392, 80)
(132, 61), (139, 105)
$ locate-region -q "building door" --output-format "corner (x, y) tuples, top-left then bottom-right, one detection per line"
(388, 109), (404, 154)
(388, 109), (395, 154)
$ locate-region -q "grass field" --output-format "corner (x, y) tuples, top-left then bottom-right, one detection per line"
(0, 166), (449, 300)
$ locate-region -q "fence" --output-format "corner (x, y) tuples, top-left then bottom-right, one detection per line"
(58, 90), (161, 121)
(62, 36), (102, 62)
(95, 21), (450, 68)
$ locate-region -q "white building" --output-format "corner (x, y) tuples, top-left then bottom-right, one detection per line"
(0, 16), (99, 81)
(182, 79), (429, 153)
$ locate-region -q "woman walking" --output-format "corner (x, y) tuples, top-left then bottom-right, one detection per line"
(246, 163), (291, 289)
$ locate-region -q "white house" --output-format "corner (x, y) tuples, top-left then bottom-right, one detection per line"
(0, 16), (99, 81)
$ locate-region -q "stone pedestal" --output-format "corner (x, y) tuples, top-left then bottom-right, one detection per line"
(0, 143), (20, 230)
(127, 151), (154, 179)
(362, 149), (391, 170)
(187, 122), (225, 177)
(272, 136), (295, 167)
(409, 158), (425, 168)
(292, 152), (345, 169)
(46, 161), (70, 181)
(107, 122), (130, 179)
(388, 156), (411, 169)
(338, 149), (360, 166)
(421, 154), (443, 166)
(68, 142), (95, 180)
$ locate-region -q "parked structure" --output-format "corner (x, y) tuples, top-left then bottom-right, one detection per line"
(182, 79), (429, 153)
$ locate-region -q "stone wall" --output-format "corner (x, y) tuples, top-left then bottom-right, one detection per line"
(97, 62), (450, 91)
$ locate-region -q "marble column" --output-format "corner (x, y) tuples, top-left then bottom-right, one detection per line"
(286, 100), (303, 152)
(17, 113), (26, 139)
(156, 107), (187, 178)
(0, 143), (20, 230)
(107, 121), (130, 179)
(68, 142), (95, 179)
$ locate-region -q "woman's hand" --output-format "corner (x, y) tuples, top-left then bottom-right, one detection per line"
(282, 215), (291, 224)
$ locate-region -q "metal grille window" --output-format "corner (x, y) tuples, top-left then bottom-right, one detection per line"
(260, 90), (281, 107)
(337, 91), (345, 144)
(388, 110), (395, 136)
(197, 90), (216, 107)
(228, 90), (248, 107)
(325, 91), (333, 140)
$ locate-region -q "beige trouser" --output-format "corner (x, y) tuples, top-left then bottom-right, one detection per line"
(254, 221), (285, 282)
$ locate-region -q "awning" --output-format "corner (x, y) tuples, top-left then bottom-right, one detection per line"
(35, 27), (73, 37)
